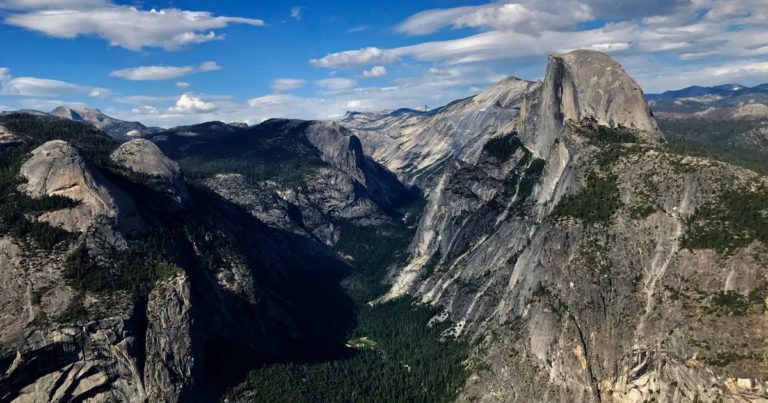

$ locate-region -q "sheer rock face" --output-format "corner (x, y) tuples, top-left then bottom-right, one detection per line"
(200, 120), (414, 246)
(19, 140), (143, 235)
(0, 231), (147, 402)
(382, 50), (768, 402)
(111, 139), (191, 207)
(341, 77), (536, 189)
(144, 274), (195, 402)
(0, 120), (351, 401)
(550, 50), (661, 139)
(305, 121), (413, 208)
(1, 315), (148, 403)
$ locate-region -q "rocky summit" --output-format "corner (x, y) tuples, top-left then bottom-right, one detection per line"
(1, 48), (767, 403)
(51, 106), (162, 141)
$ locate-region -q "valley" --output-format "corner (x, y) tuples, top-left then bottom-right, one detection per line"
(1, 49), (767, 403)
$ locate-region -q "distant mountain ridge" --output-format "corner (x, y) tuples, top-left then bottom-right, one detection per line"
(647, 82), (768, 119)
(647, 83), (762, 101)
(51, 106), (162, 140)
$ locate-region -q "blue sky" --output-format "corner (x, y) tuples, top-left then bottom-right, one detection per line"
(0, 0), (766, 127)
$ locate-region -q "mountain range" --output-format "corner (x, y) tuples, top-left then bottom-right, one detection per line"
(1, 50), (767, 402)
(647, 83), (768, 119)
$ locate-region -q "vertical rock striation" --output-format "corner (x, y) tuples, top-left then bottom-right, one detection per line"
(382, 50), (768, 402)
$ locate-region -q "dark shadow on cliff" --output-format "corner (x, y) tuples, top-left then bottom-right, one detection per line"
(97, 171), (359, 402)
(181, 186), (358, 401)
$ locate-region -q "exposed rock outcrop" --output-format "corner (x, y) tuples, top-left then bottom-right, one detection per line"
(342, 77), (536, 188)
(19, 140), (143, 234)
(51, 106), (159, 140)
(161, 119), (414, 246)
(111, 138), (191, 207)
(144, 273), (195, 402)
(548, 50), (661, 138)
(305, 120), (414, 208)
(0, 124), (22, 149)
(0, 115), (357, 401)
(381, 50), (768, 402)
(1, 315), (147, 402)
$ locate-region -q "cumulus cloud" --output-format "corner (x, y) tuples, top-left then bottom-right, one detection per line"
(271, 78), (307, 92)
(169, 93), (218, 113)
(316, 77), (357, 90)
(362, 66), (387, 77)
(310, 47), (399, 69)
(3, 3), (264, 51)
(110, 61), (221, 81)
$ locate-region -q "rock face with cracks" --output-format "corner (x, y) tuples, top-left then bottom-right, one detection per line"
(0, 114), (364, 402)
(19, 139), (143, 235)
(373, 50), (768, 402)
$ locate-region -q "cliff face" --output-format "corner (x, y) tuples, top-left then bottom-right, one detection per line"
(159, 118), (415, 247)
(0, 115), (360, 402)
(341, 77), (537, 189)
(143, 274), (195, 402)
(380, 50), (768, 402)
(20, 140), (143, 235)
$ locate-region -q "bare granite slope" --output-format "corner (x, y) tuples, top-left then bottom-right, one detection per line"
(380, 50), (768, 402)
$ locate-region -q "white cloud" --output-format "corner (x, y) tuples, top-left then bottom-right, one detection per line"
(316, 11), (768, 69)
(114, 95), (177, 105)
(362, 66), (387, 77)
(271, 78), (307, 92)
(0, 0), (108, 9)
(4, 4), (264, 51)
(131, 105), (159, 115)
(310, 47), (399, 69)
(110, 63), (515, 127)
(110, 61), (221, 81)
(397, 1), (593, 35)
(346, 25), (368, 33)
(316, 78), (357, 90)
(169, 93), (218, 113)
(0, 68), (110, 97)
(290, 6), (303, 20)
(17, 97), (86, 110)
(176, 81), (191, 89)
(585, 0), (690, 19)
(199, 61), (221, 72)
(310, 0), (768, 81)
(2, 77), (78, 96)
